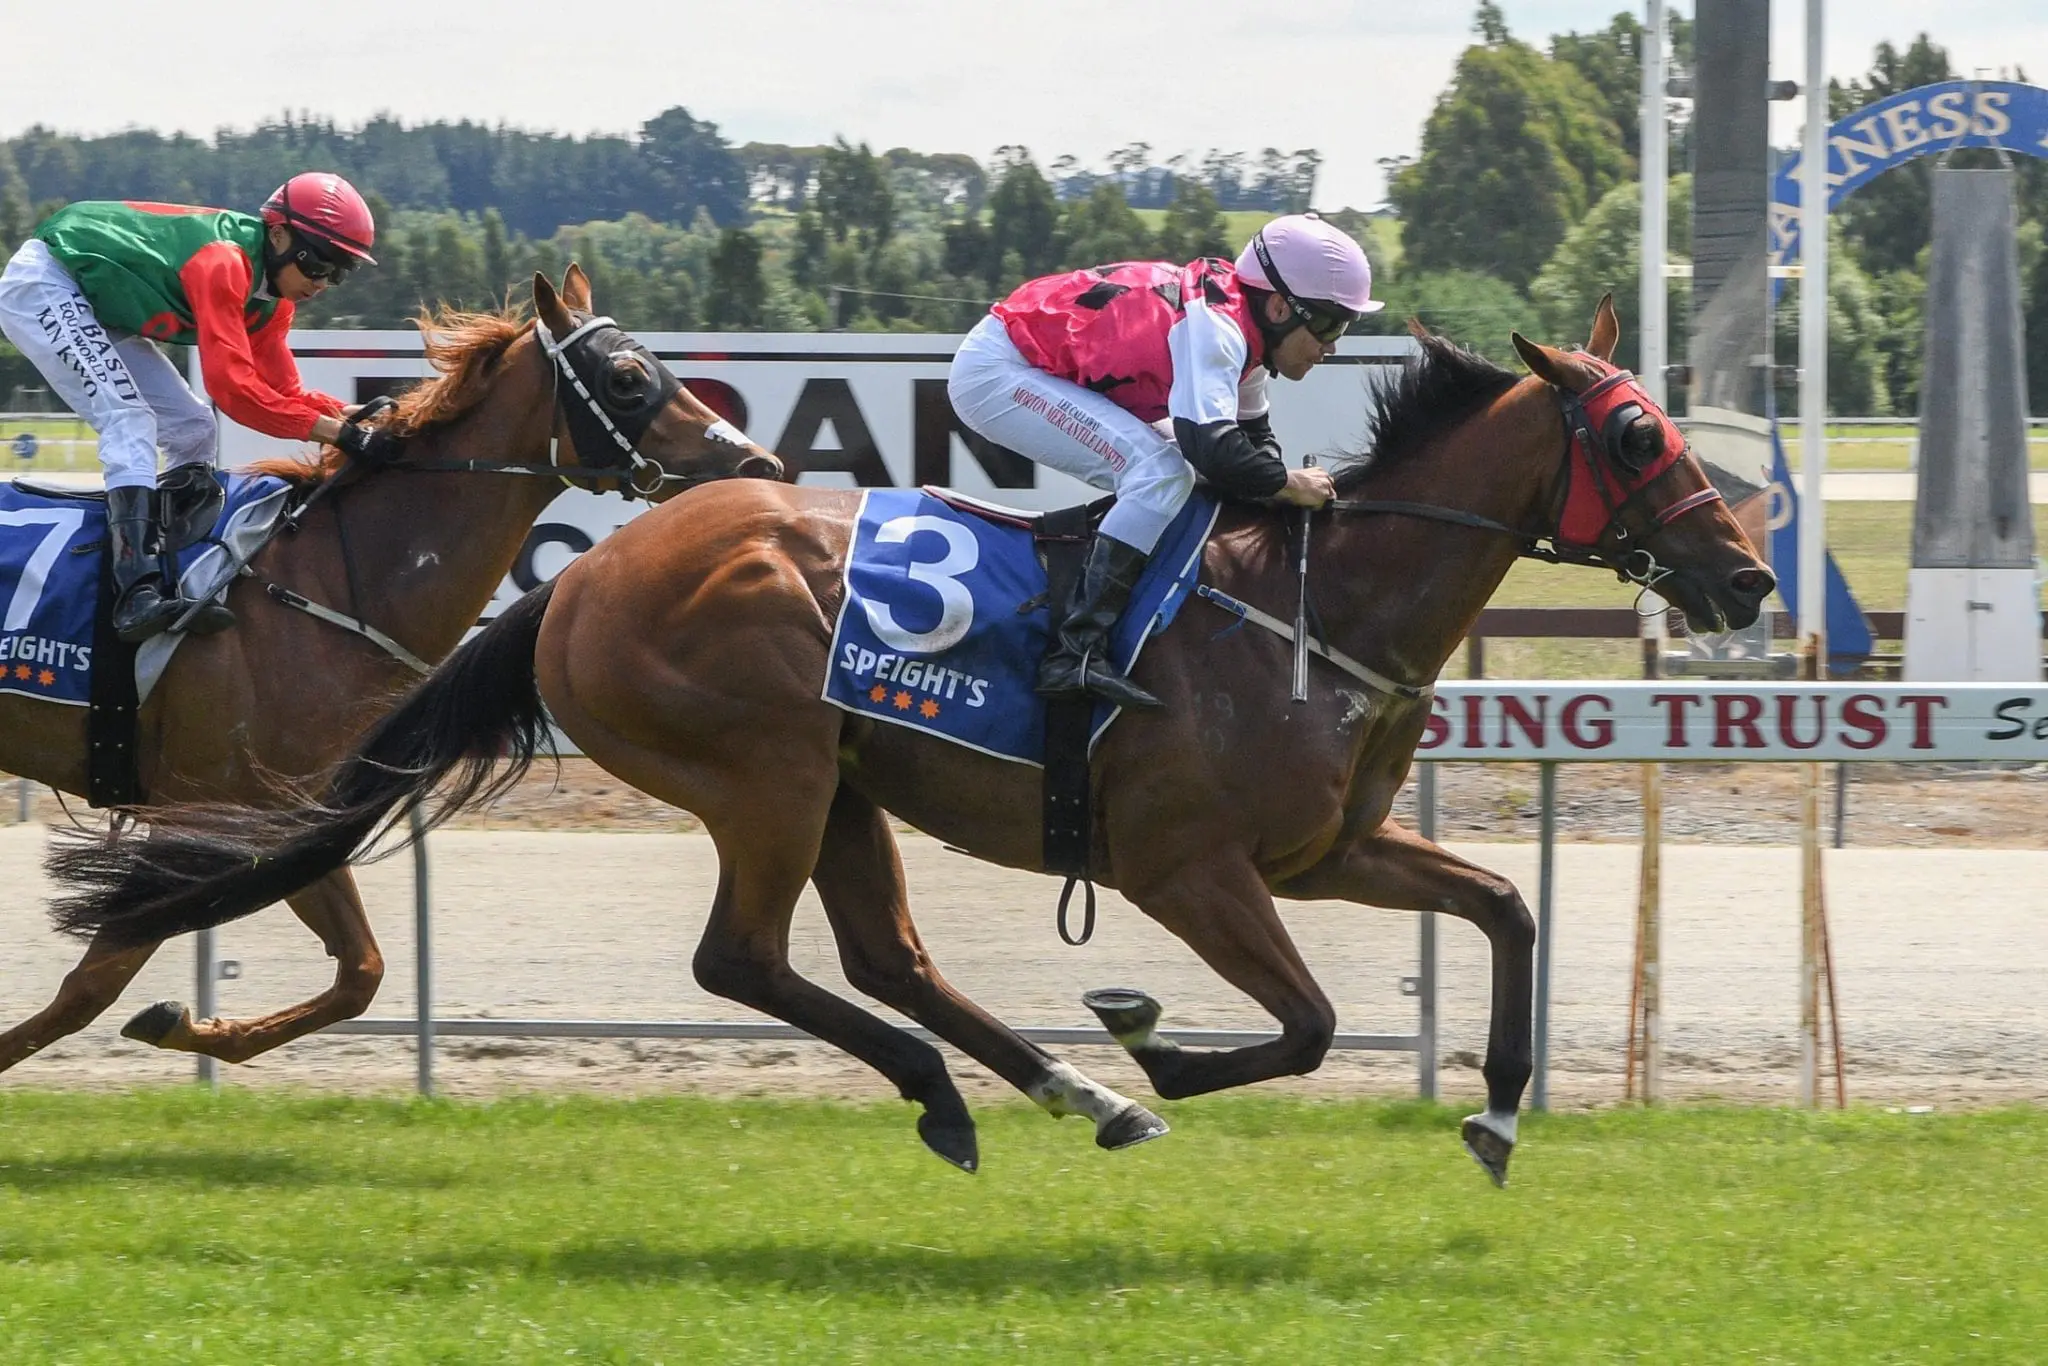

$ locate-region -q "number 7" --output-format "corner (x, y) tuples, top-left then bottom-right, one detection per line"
(0, 507), (88, 631)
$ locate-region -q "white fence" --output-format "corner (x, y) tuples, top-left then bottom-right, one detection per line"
(155, 683), (2038, 1103)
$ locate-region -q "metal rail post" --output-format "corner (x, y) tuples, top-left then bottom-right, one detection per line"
(194, 928), (218, 1089)
(411, 809), (433, 1097)
(15, 776), (27, 823)
(1415, 763), (1439, 1102)
(1532, 762), (1558, 1110)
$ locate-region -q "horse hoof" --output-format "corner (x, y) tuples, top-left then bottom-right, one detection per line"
(121, 1001), (187, 1047)
(1082, 987), (1163, 1044)
(917, 1112), (980, 1173)
(1095, 1102), (1170, 1151)
(1461, 1114), (1516, 1189)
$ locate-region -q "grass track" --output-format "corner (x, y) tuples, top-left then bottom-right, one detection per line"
(0, 1091), (2040, 1363)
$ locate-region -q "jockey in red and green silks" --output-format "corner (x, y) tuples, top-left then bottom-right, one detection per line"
(0, 172), (395, 642)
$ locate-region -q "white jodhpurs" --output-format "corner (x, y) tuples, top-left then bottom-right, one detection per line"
(0, 239), (217, 490)
(947, 314), (1195, 554)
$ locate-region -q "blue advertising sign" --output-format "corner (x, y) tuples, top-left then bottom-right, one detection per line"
(1770, 80), (2048, 270)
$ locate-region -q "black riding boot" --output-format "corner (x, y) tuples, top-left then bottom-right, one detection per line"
(106, 486), (180, 643)
(1036, 534), (1163, 711)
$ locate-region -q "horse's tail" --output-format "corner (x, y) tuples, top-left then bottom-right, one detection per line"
(47, 579), (560, 946)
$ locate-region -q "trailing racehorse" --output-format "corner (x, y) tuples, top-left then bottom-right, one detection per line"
(1, 265), (779, 1072)
(47, 299), (1769, 1184)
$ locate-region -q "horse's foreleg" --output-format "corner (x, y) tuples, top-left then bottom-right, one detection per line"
(1095, 853), (1339, 1097)
(0, 932), (160, 1072)
(812, 785), (1166, 1151)
(124, 869), (385, 1065)
(1279, 819), (1535, 1186)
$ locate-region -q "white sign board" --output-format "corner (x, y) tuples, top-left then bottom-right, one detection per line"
(1420, 683), (2048, 762)
(195, 330), (1414, 613)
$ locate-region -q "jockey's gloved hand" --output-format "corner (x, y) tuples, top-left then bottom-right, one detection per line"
(335, 414), (403, 467)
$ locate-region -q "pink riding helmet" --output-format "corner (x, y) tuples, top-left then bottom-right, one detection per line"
(1234, 213), (1384, 315)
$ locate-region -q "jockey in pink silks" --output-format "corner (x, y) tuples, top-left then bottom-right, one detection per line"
(946, 212), (1384, 710)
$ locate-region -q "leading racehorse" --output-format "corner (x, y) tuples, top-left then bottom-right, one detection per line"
(47, 298), (1769, 1185)
(1, 265), (778, 1072)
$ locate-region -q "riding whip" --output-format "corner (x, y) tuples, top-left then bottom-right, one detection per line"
(1290, 454), (1314, 703)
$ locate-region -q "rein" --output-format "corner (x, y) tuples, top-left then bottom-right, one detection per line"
(1211, 368), (1723, 704)
(1326, 371), (1724, 593)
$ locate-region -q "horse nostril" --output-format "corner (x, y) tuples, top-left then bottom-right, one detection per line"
(1729, 567), (1775, 601)
(739, 453), (786, 482)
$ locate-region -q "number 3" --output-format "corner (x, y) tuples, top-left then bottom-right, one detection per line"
(0, 508), (86, 631)
(862, 514), (979, 654)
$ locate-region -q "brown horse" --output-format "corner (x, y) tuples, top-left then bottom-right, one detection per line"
(46, 298), (1769, 1185)
(1, 265), (779, 1073)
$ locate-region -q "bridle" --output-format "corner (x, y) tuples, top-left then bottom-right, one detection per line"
(248, 311), (767, 675)
(1329, 359), (1724, 593)
(390, 312), (757, 502)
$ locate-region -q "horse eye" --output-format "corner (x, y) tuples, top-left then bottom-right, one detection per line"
(603, 354), (653, 406)
(1620, 415), (1663, 467)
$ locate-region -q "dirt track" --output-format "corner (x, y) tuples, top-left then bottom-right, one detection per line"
(1, 822), (2043, 1111)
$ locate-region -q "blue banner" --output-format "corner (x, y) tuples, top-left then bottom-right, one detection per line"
(1771, 80), (2048, 272)
(822, 490), (1218, 765)
(1766, 430), (1873, 674)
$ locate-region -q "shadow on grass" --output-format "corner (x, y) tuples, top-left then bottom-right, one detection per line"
(424, 1236), (1488, 1302)
(0, 1150), (451, 1191)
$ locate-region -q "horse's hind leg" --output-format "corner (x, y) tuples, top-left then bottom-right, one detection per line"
(691, 797), (983, 1171)
(0, 931), (160, 1072)
(123, 868), (386, 1065)
(811, 785), (1166, 1151)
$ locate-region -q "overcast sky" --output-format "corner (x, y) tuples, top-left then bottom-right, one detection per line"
(6, 1), (2043, 209)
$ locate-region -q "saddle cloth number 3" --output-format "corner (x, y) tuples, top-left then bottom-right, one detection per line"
(0, 508), (86, 631)
(859, 514), (980, 655)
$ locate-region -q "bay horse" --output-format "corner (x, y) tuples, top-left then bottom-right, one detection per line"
(46, 298), (1770, 1185)
(1, 265), (780, 1074)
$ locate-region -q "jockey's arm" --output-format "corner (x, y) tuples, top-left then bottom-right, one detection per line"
(179, 243), (346, 443)
(1165, 300), (1286, 499)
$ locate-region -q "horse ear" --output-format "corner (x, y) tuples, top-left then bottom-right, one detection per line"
(562, 262), (594, 312)
(532, 271), (574, 337)
(1587, 293), (1620, 362)
(1512, 332), (1571, 386)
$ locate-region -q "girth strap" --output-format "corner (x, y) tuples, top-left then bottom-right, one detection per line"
(1035, 502), (1099, 943)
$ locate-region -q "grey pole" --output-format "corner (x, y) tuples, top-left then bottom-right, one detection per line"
(1639, 0), (1668, 412)
(1532, 761), (1558, 1111)
(15, 776), (27, 823)
(194, 927), (218, 1089)
(411, 808), (433, 1097)
(1415, 762), (1439, 1102)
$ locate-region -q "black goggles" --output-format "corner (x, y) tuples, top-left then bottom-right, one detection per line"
(1251, 230), (1358, 343)
(1295, 300), (1359, 344)
(289, 237), (357, 283)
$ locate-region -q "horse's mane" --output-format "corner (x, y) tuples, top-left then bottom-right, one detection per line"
(245, 303), (534, 487)
(1330, 330), (1522, 494)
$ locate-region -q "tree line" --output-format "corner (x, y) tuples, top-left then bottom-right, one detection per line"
(1, 5), (2043, 415)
